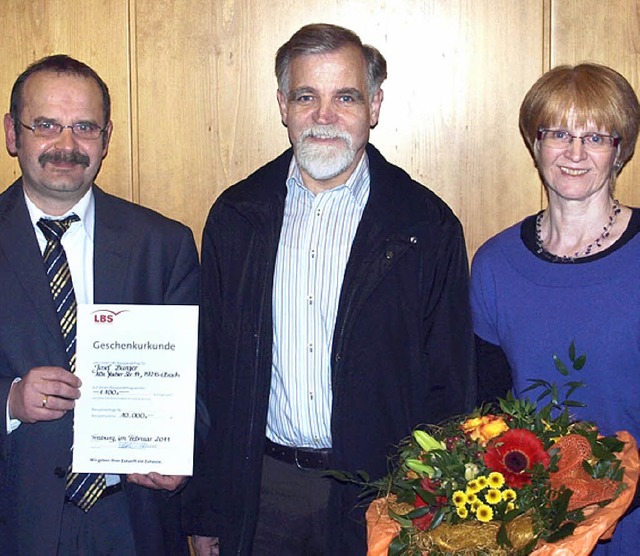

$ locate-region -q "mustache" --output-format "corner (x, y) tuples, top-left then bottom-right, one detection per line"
(299, 125), (352, 144)
(38, 150), (90, 168)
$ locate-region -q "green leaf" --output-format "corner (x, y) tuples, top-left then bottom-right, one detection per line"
(388, 535), (406, 556)
(573, 354), (586, 370)
(599, 436), (625, 453)
(405, 505), (431, 520)
(549, 488), (572, 528)
(323, 470), (355, 483)
(545, 521), (577, 542)
(523, 379), (550, 393)
(536, 390), (551, 402)
(569, 341), (576, 361)
(387, 507), (413, 528)
(553, 354), (569, 376)
(429, 507), (446, 530)
(496, 521), (513, 548)
(414, 487), (436, 505)
(565, 381), (585, 398)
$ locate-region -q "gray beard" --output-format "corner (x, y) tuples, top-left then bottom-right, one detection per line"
(295, 126), (356, 182)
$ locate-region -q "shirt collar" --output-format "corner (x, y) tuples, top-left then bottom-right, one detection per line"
(286, 153), (370, 208)
(24, 186), (95, 242)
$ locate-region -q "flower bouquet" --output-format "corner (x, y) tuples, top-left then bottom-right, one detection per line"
(350, 345), (639, 555)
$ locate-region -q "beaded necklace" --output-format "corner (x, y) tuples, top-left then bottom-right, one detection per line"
(535, 199), (621, 262)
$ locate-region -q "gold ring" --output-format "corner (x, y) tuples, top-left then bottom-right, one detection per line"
(42, 395), (48, 408)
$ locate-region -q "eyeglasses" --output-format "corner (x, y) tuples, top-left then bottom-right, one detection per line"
(537, 129), (620, 151)
(19, 120), (106, 140)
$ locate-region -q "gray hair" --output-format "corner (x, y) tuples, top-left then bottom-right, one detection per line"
(275, 23), (387, 99)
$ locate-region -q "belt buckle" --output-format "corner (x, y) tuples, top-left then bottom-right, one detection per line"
(294, 448), (307, 470)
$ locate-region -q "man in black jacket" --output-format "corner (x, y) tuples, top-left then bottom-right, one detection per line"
(186, 23), (475, 556)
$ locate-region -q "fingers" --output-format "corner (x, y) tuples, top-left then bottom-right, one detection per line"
(8, 366), (82, 423)
(127, 473), (187, 491)
(192, 535), (220, 556)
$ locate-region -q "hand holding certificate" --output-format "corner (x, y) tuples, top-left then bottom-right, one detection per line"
(73, 304), (198, 476)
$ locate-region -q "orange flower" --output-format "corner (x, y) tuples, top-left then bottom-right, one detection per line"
(461, 415), (509, 446)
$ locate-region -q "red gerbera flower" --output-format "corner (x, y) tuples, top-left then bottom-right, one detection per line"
(483, 428), (550, 488)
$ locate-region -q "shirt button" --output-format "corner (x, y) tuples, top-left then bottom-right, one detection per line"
(386, 250), (394, 259)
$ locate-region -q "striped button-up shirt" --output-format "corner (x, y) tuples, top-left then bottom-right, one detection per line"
(267, 154), (370, 449)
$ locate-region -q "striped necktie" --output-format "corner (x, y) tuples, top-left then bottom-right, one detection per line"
(37, 216), (106, 512)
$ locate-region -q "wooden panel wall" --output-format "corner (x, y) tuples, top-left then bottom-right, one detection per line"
(0, 0), (132, 200)
(550, 1), (640, 210)
(1, 0), (639, 258)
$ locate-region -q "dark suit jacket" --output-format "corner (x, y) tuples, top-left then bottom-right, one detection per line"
(0, 179), (200, 555)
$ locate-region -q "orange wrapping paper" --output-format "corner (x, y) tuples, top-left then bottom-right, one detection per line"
(366, 497), (401, 556)
(366, 431), (639, 556)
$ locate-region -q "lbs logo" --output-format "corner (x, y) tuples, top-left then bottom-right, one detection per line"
(92, 309), (128, 324)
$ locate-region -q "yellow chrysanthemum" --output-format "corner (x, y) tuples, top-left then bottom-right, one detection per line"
(506, 502), (516, 512)
(466, 480), (480, 494)
(502, 489), (517, 502)
(452, 491), (467, 507)
(487, 472), (505, 488)
(456, 506), (469, 519)
(465, 492), (478, 504)
(485, 489), (502, 505)
(476, 504), (494, 523)
(476, 476), (489, 490)
(471, 499), (483, 513)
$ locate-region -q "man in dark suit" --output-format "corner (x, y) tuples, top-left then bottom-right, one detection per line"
(185, 23), (475, 556)
(0, 55), (199, 555)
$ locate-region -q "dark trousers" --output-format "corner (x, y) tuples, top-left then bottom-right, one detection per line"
(58, 490), (137, 555)
(252, 455), (331, 556)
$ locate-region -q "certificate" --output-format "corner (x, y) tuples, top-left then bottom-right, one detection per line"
(73, 304), (198, 475)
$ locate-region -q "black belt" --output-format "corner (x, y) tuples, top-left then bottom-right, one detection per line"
(265, 438), (331, 470)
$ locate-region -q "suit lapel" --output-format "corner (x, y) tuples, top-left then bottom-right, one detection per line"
(0, 181), (65, 345)
(92, 187), (131, 303)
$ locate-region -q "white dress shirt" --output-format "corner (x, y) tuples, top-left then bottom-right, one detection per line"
(7, 188), (94, 433)
(267, 154), (370, 449)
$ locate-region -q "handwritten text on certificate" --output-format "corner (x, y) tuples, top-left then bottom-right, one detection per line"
(73, 304), (198, 475)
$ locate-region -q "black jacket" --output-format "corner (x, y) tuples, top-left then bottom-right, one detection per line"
(184, 145), (475, 554)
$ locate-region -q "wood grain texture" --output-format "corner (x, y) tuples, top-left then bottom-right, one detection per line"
(132, 0), (546, 253)
(551, 0), (640, 209)
(0, 0), (638, 256)
(0, 0), (132, 201)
